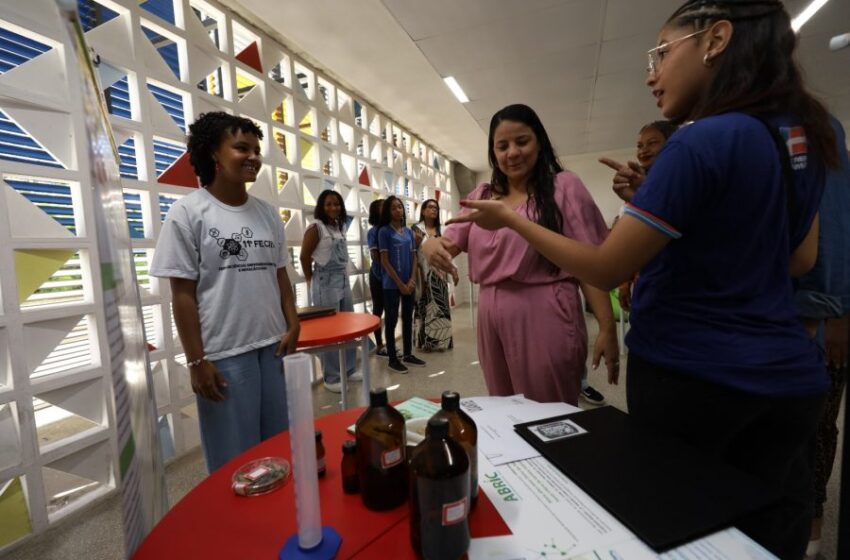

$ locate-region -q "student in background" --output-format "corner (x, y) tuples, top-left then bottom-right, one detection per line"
(151, 112), (299, 472)
(601, 120), (677, 314)
(367, 199), (387, 357)
(422, 103), (619, 406)
(413, 198), (458, 352)
(441, 2), (839, 556)
(795, 117), (850, 559)
(300, 189), (359, 392)
(379, 196), (426, 374)
(599, 120), (677, 206)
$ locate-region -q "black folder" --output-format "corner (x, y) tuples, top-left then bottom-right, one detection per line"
(296, 305), (337, 320)
(514, 406), (777, 552)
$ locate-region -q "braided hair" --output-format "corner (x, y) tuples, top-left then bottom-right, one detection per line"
(186, 112), (264, 187)
(665, 0), (837, 167)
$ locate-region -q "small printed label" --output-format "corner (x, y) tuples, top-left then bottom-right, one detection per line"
(442, 497), (469, 526)
(529, 419), (587, 442)
(245, 466), (271, 481)
(317, 457), (326, 473)
(381, 447), (403, 469)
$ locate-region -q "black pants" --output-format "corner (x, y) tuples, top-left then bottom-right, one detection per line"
(384, 288), (414, 360)
(627, 353), (826, 560)
(813, 365), (847, 517)
(369, 272), (384, 346)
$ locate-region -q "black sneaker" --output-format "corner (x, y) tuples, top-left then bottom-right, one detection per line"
(375, 347), (389, 358)
(403, 355), (426, 368)
(580, 385), (606, 406)
(388, 358), (409, 374)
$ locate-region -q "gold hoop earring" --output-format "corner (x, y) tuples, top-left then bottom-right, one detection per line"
(703, 53), (713, 67)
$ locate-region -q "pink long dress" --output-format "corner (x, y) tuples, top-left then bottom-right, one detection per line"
(443, 172), (608, 404)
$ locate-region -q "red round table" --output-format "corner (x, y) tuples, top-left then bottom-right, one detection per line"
(132, 406), (510, 559)
(296, 312), (380, 409)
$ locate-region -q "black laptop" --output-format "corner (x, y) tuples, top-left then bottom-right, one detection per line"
(514, 406), (777, 552)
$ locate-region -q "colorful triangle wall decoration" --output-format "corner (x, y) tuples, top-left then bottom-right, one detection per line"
(157, 152), (199, 188)
(235, 42), (263, 73)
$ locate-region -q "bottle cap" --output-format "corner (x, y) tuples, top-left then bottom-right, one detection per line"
(427, 416), (450, 439)
(342, 440), (357, 454)
(369, 387), (388, 407)
(441, 391), (460, 411)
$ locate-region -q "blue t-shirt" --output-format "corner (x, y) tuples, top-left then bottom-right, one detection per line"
(625, 112), (828, 397)
(795, 117), (850, 320)
(378, 225), (415, 290)
(367, 226), (382, 280)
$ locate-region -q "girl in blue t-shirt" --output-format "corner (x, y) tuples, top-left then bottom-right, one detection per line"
(436, 1), (840, 557)
(378, 196), (425, 373)
(366, 199), (387, 357)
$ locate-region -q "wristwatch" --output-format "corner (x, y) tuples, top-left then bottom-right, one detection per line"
(186, 356), (207, 368)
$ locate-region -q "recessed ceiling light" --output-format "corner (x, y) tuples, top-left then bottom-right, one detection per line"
(791, 0), (829, 32)
(443, 76), (469, 103)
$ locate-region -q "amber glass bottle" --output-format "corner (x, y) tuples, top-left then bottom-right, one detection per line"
(409, 417), (471, 560)
(315, 430), (326, 478)
(355, 388), (407, 510)
(341, 440), (359, 494)
(432, 390), (478, 505)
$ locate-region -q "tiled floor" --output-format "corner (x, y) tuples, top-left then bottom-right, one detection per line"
(3, 305), (843, 559)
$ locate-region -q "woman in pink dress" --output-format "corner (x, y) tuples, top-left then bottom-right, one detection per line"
(423, 104), (619, 404)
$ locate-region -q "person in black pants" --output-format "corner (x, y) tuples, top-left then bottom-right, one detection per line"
(438, 1), (840, 557)
(366, 199), (387, 357)
(378, 196), (426, 374)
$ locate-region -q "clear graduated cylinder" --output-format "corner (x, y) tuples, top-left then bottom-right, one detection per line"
(284, 353), (322, 550)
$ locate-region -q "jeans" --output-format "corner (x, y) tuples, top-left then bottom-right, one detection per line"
(197, 343), (288, 473)
(384, 288), (414, 359)
(311, 267), (356, 383)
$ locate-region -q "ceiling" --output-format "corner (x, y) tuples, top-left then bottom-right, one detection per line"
(230, 0), (849, 172)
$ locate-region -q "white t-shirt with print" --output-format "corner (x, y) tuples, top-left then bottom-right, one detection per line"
(151, 188), (289, 360)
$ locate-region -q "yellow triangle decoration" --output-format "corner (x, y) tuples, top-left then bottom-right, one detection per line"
(300, 139), (317, 170)
(0, 478), (32, 547)
(15, 249), (75, 304)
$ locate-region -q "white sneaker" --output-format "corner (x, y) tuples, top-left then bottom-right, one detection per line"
(323, 380), (342, 393)
(348, 371), (363, 382)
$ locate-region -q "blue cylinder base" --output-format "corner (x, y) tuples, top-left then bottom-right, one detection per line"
(279, 527), (342, 560)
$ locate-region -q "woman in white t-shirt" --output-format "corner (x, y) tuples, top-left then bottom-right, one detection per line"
(151, 112), (300, 472)
(299, 189), (358, 392)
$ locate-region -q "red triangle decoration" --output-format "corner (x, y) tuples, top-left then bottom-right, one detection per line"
(435, 190), (441, 201)
(158, 152), (199, 188)
(235, 42), (263, 74)
(146, 343), (157, 352)
(358, 167), (370, 186)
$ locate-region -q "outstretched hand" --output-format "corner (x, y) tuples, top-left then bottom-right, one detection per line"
(445, 199), (517, 231)
(599, 157), (646, 203)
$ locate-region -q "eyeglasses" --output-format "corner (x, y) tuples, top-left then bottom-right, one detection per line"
(646, 29), (708, 75)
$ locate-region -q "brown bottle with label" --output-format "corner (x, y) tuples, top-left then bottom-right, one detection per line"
(409, 416), (470, 560)
(355, 387), (407, 511)
(432, 390), (478, 507)
(341, 440), (359, 494)
(315, 430), (326, 478)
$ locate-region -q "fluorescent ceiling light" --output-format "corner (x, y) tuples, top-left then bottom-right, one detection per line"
(443, 76), (469, 103)
(791, 0), (829, 32)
